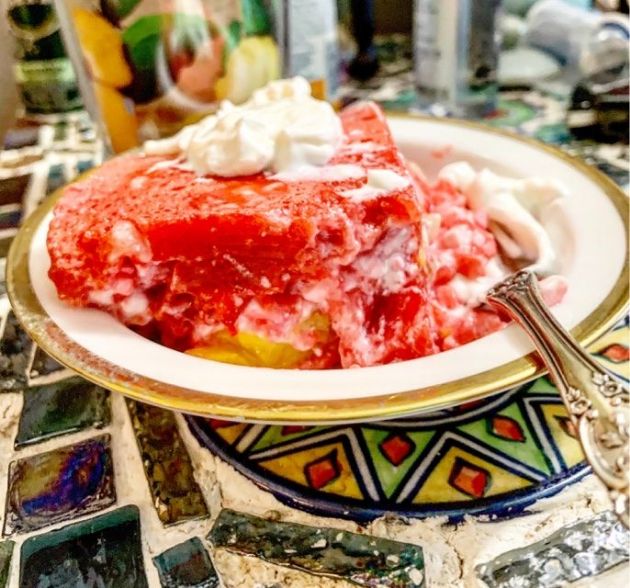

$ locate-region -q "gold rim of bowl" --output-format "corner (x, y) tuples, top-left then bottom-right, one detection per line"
(7, 114), (629, 423)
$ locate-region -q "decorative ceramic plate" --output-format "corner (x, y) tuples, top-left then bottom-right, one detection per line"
(7, 116), (629, 423)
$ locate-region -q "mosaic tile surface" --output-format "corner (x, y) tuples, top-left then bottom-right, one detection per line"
(19, 505), (147, 588)
(15, 377), (111, 447)
(0, 542), (13, 588)
(4, 435), (116, 535)
(126, 400), (209, 525)
(476, 511), (630, 587)
(210, 509), (425, 587)
(153, 537), (219, 588)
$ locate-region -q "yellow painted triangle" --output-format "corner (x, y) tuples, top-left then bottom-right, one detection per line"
(214, 423), (248, 445)
(258, 442), (364, 500)
(413, 445), (532, 504)
(539, 404), (584, 467)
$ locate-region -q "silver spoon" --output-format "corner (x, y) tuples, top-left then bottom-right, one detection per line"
(487, 270), (629, 527)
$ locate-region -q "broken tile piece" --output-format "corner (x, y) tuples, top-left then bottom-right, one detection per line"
(476, 511), (630, 588)
(209, 510), (425, 588)
(20, 505), (148, 588)
(5, 435), (116, 535)
(0, 311), (32, 392)
(0, 541), (14, 588)
(15, 377), (111, 447)
(28, 346), (66, 379)
(126, 400), (209, 525)
(153, 537), (219, 588)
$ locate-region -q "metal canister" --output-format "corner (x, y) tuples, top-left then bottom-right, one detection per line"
(273, 0), (339, 102)
(413, 0), (501, 117)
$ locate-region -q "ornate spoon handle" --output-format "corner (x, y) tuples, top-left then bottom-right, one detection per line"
(487, 270), (629, 527)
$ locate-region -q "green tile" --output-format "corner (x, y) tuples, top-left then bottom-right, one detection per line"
(20, 505), (148, 588)
(153, 537), (219, 588)
(15, 377), (110, 448)
(127, 400), (209, 525)
(209, 509), (425, 587)
(0, 541), (14, 588)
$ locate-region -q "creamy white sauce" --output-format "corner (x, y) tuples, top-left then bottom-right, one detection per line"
(351, 228), (418, 293)
(144, 77), (342, 177)
(439, 162), (565, 276)
(340, 169), (410, 202)
(272, 164), (365, 183)
(448, 258), (506, 307)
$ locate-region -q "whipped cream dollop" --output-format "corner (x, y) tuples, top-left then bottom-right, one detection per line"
(439, 162), (566, 274)
(437, 162), (567, 305)
(144, 77), (343, 177)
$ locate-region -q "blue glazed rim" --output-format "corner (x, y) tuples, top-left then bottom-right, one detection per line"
(185, 414), (590, 524)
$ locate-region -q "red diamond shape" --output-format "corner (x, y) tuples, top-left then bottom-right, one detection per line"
(448, 457), (491, 498)
(304, 449), (341, 490)
(281, 425), (313, 436)
(379, 433), (415, 466)
(458, 400), (483, 413)
(207, 418), (235, 429)
(489, 416), (525, 442)
(600, 343), (629, 364)
(555, 416), (577, 439)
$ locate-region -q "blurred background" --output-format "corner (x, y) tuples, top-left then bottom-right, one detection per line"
(0, 0), (628, 158)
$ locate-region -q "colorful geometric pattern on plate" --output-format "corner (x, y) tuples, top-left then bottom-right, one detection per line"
(186, 320), (628, 522)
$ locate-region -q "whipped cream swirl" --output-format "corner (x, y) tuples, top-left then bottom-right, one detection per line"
(144, 77), (343, 177)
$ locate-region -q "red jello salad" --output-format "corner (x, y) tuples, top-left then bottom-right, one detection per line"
(47, 78), (567, 368)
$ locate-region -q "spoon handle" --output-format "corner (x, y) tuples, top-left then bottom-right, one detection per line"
(487, 270), (629, 527)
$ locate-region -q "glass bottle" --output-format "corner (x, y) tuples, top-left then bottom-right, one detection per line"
(6, 0), (82, 114)
(413, 0), (501, 118)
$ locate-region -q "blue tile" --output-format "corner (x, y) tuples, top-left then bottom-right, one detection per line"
(5, 435), (116, 535)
